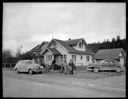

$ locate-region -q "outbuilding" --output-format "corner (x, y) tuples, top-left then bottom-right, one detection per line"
(94, 48), (126, 66)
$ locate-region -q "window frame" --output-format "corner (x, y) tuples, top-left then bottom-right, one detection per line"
(72, 55), (76, 62)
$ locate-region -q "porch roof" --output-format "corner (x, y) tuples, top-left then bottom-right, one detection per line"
(49, 48), (61, 55)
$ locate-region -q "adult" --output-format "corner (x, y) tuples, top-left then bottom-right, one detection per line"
(63, 60), (68, 75)
(51, 59), (56, 70)
(69, 59), (75, 75)
(40, 61), (46, 73)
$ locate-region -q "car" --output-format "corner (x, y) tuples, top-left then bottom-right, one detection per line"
(87, 59), (124, 73)
(14, 60), (44, 74)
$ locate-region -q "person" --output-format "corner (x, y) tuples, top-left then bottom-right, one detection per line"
(60, 63), (64, 73)
(40, 61), (46, 73)
(69, 59), (75, 75)
(63, 60), (68, 75)
(51, 59), (56, 70)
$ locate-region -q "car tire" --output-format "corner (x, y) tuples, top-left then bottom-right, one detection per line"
(115, 66), (121, 72)
(93, 67), (99, 73)
(28, 69), (33, 75)
(15, 68), (19, 73)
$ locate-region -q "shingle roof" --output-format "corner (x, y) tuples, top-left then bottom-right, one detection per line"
(49, 48), (61, 55)
(54, 38), (94, 55)
(39, 41), (49, 49)
(54, 39), (76, 52)
(65, 38), (83, 45)
(94, 48), (125, 59)
(30, 41), (49, 53)
(30, 44), (41, 52)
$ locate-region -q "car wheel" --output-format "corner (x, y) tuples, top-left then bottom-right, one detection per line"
(28, 69), (33, 75)
(115, 66), (121, 72)
(93, 67), (99, 73)
(15, 68), (19, 73)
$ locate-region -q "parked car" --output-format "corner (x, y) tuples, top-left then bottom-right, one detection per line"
(87, 59), (124, 72)
(14, 60), (44, 74)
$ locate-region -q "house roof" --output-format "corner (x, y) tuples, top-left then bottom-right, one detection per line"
(54, 39), (76, 52)
(94, 48), (125, 59)
(48, 48), (61, 55)
(30, 44), (41, 52)
(39, 41), (49, 49)
(30, 41), (49, 53)
(53, 38), (94, 55)
(65, 38), (84, 45)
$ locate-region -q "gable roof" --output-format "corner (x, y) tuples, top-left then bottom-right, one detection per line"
(54, 39), (76, 52)
(94, 48), (125, 59)
(65, 38), (83, 45)
(49, 48), (61, 55)
(30, 44), (41, 52)
(39, 41), (49, 49)
(30, 41), (49, 53)
(52, 38), (94, 55)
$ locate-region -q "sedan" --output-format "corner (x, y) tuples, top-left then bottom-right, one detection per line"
(87, 59), (124, 72)
(14, 60), (44, 74)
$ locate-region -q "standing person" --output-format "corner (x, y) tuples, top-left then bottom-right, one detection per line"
(63, 60), (68, 75)
(69, 59), (75, 75)
(60, 63), (64, 73)
(51, 59), (56, 70)
(40, 60), (46, 73)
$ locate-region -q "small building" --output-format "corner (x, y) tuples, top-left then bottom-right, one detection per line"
(41, 38), (94, 66)
(94, 48), (126, 66)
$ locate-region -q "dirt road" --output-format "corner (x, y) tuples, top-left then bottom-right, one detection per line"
(2, 69), (126, 97)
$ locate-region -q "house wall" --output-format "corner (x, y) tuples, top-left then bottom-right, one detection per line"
(44, 50), (53, 65)
(49, 40), (69, 63)
(44, 40), (93, 66)
(73, 40), (86, 51)
(68, 53), (92, 66)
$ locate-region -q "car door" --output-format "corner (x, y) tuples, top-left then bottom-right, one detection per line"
(17, 61), (24, 72)
(109, 60), (116, 70)
(21, 61), (27, 72)
(102, 60), (110, 70)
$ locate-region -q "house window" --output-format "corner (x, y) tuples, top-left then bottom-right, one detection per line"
(86, 56), (90, 62)
(61, 55), (63, 62)
(46, 55), (52, 62)
(72, 55), (76, 62)
(81, 56), (83, 60)
(64, 54), (67, 62)
(79, 42), (83, 48)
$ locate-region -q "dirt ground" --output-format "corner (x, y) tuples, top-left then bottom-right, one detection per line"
(2, 68), (126, 97)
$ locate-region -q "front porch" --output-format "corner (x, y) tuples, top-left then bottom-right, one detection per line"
(43, 48), (67, 66)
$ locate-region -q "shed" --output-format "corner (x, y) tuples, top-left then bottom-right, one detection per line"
(94, 48), (126, 66)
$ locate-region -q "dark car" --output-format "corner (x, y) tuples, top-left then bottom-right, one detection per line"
(87, 59), (124, 72)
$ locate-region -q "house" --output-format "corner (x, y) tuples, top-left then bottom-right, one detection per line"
(30, 41), (49, 63)
(41, 38), (94, 66)
(94, 48), (126, 66)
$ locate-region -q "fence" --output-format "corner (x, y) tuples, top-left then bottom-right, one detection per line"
(2, 63), (16, 68)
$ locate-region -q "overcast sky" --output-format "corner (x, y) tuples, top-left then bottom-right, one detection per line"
(3, 3), (126, 55)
